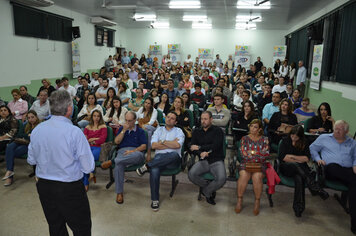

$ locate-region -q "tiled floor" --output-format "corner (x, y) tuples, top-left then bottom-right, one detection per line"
(0, 158), (353, 236)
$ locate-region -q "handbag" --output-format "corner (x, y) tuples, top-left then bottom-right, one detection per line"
(99, 142), (115, 162)
(138, 116), (158, 128)
(13, 138), (30, 145)
(183, 126), (192, 138)
(245, 162), (262, 173)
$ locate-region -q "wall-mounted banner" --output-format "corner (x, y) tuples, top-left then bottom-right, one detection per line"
(168, 44), (181, 64)
(149, 45), (162, 66)
(72, 41), (81, 78)
(310, 44), (324, 90)
(235, 56), (251, 69)
(272, 45), (287, 64)
(235, 45), (250, 56)
(198, 48), (214, 64)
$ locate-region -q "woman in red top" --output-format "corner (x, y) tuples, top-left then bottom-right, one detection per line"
(83, 110), (107, 191)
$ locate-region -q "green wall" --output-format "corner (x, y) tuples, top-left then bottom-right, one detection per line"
(0, 69), (99, 102)
(306, 83), (356, 135)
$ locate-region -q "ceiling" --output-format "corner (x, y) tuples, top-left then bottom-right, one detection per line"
(53, 0), (336, 30)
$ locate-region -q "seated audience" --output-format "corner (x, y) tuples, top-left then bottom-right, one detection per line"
(182, 92), (194, 111)
(7, 89), (28, 120)
(153, 79), (163, 97)
(154, 93), (170, 116)
(77, 89), (91, 112)
(212, 78), (232, 102)
(233, 83), (245, 107)
(233, 90), (255, 112)
(136, 97), (158, 161)
(122, 73), (133, 90)
(307, 102), (334, 134)
(150, 89), (160, 105)
(188, 111), (226, 205)
(19, 86), (35, 105)
(232, 101), (259, 142)
(28, 90), (50, 120)
(136, 111), (185, 211)
(83, 110), (107, 191)
(59, 77), (76, 99)
(257, 83), (272, 113)
(75, 77), (92, 102)
(272, 77), (287, 94)
(262, 92), (281, 127)
(310, 120), (356, 234)
(207, 94), (231, 133)
(0, 105), (18, 153)
(95, 78), (110, 104)
(77, 93), (103, 130)
(289, 89), (302, 109)
(103, 87), (116, 110)
(101, 111), (147, 204)
(177, 81), (186, 96)
(268, 98), (298, 145)
(252, 76), (265, 99)
(170, 96), (191, 138)
(37, 79), (56, 97)
(190, 83), (206, 109)
(128, 88), (144, 112)
(294, 98), (315, 124)
(117, 82), (131, 107)
(103, 96), (128, 134)
(3, 110), (40, 186)
(164, 79), (179, 104)
(278, 125), (329, 217)
(235, 119), (269, 216)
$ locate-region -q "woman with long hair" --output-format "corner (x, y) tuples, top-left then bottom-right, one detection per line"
(3, 110), (40, 186)
(233, 101), (259, 142)
(117, 82), (131, 106)
(122, 73), (133, 90)
(289, 89), (302, 110)
(153, 79), (164, 97)
(128, 88), (144, 112)
(279, 125), (329, 217)
(37, 79), (56, 97)
(308, 102), (334, 134)
(136, 97), (157, 161)
(235, 119), (269, 216)
(154, 93), (170, 116)
(294, 98), (315, 124)
(181, 92), (194, 111)
(103, 87), (116, 110)
(268, 98), (298, 145)
(77, 89), (91, 112)
(83, 110), (107, 191)
(103, 96), (128, 135)
(77, 93), (103, 130)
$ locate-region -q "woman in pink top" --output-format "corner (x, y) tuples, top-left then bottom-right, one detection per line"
(83, 110), (107, 191)
(7, 89), (28, 120)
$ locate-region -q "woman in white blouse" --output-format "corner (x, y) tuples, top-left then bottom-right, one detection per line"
(103, 96), (128, 135)
(279, 60), (289, 78)
(117, 82), (132, 107)
(77, 93), (103, 130)
(136, 97), (157, 161)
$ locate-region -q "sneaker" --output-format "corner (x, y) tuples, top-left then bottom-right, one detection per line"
(136, 164), (148, 177)
(151, 200), (159, 211)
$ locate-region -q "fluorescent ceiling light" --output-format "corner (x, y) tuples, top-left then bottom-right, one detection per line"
(151, 22), (170, 29)
(169, 1), (201, 9)
(192, 23), (212, 29)
(236, 0), (271, 9)
(134, 14), (156, 21)
(235, 23), (256, 30)
(106, 5), (137, 10)
(236, 15), (262, 22)
(183, 15), (207, 21)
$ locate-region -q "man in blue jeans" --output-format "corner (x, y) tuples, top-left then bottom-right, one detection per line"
(136, 111), (185, 211)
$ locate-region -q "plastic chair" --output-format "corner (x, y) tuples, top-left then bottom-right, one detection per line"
(156, 109), (165, 126)
(95, 126), (114, 168)
(303, 117), (313, 132)
(133, 81), (137, 89)
(131, 91), (137, 99)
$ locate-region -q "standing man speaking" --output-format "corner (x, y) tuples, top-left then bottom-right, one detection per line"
(28, 90), (95, 236)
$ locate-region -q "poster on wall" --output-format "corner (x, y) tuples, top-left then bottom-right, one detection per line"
(72, 41), (81, 77)
(168, 44), (181, 65)
(235, 45), (250, 69)
(198, 48), (214, 64)
(149, 45), (162, 66)
(310, 44), (323, 90)
(272, 45), (287, 64)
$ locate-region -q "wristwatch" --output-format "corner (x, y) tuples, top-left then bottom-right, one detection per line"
(160, 140), (165, 144)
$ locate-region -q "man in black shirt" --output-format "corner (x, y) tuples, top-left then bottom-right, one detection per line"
(254, 56), (263, 72)
(188, 111), (226, 205)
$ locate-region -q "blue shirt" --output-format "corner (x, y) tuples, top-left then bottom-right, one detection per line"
(164, 88), (179, 104)
(27, 116), (95, 182)
(121, 56), (131, 65)
(296, 66), (306, 85)
(117, 125), (147, 149)
(262, 102), (280, 121)
(151, 126), (185, 157)
(310, 133), (356, 167)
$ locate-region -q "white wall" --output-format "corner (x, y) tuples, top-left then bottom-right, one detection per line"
(0, 0), (126, 87)
(124, 29), (286, 68)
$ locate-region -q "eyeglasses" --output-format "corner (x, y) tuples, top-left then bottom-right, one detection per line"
(125, 119), (135, 122)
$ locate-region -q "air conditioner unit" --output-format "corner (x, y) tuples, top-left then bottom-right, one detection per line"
(11, 0), (54, 7)
(90, 17), (117, 26)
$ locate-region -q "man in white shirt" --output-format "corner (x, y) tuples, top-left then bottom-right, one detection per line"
(296, 60), (307, 97)
(272, 77), (287, 94)
(136, 111), (185, 212)
(214, 54), (222, 66)
(95, 78), (109, 104)
(107, 71), (116, 88)
(74, 76), (82, 91)
(59, 77), (76, 99)
(28, 90), (50, 120)
(185, 54), (193, 64)
(90, 73), (100, 88)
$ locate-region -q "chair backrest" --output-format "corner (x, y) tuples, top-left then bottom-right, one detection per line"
(143, 92), (150, 99)
(131, 91), (137, 98)
(102, 107), (106, 115)
(106, 126), (114, 142)
(72, 105), (79, 121)
(304, 117), (313, 132)
(186, 109), (194, 128)
(16, 119), (24, 138)
(133, 81), (137, 89)
(236, 141), (242, 162)
(156, 109), (165, 125)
